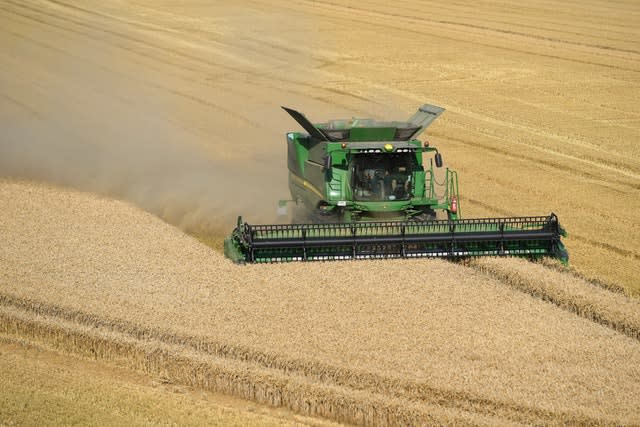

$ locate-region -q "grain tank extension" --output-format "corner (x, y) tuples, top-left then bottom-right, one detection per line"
(224, 104), (567, 263)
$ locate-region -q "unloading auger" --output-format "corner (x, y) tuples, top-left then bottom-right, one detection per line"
(224, 104), (568, 264)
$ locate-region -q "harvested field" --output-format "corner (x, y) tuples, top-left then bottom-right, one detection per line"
(2, 180), (640, 425)
(0, 340), (334, 427)
(1, 0), (640, 424)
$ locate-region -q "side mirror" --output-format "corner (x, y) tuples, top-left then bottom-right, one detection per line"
(435, 152), (443, 168)
(323, 154), (332, 170)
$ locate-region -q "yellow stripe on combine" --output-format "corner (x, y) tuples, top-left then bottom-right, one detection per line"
(290, 174), (324, 200)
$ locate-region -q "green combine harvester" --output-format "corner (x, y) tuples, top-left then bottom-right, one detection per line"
(224, 104), (567, 264)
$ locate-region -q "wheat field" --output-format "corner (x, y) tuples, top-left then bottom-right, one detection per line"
(1, 0), (640, 425)
(1, 180), (640, 425)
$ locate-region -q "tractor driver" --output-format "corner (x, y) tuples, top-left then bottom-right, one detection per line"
(389, 166), (411, 199)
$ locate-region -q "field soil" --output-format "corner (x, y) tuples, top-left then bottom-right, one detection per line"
(1, 0), (640, 425)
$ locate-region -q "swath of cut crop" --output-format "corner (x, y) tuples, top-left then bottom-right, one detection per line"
(537, 257), (632, 297)
(0, 304), (536, 426)
(0, 302), (611, 426)
(469, 257), (640, 342)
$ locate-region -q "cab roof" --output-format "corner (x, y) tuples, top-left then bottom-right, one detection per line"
(282, 104), (445, 143)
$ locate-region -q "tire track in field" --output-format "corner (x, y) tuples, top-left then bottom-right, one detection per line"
(0, 292), (609, 426)
(0, 4), (214, 79)
(288, 0), (640, 73)
(0, 92), (45, 119)
(443, 134), (640, 192)
(355, 0), (640, 56)
(40, 0), (380, 111)
(47, 0), (334, 68)
(462, 161), (638, 227)
(1, 13), (373, 130)
(0, 1), (236, 76)
(0, 3), (274, 130)
(2, 1), (376, 121)
(362, 0), (640, 37)
(570, 234), (640, 262)
(34, 0), (330, 82)
(0, 28), (262, 135)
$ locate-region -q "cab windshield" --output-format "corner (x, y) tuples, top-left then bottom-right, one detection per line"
(351, 153), (417, 201)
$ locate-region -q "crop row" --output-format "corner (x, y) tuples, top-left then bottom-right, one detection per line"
(469, 258), (640, 342)
(0, 297), (603, 426)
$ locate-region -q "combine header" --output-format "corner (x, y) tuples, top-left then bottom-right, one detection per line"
(224, 105), (567, 264)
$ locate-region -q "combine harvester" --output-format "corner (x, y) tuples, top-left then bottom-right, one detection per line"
(224, 104), (567, 264)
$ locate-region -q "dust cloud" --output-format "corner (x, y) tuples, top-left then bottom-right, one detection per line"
(0, 97), (285, 236)
(0, 31), (287, 237)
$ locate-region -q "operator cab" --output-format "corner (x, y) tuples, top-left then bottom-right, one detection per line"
(351, 153), (418, 201)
